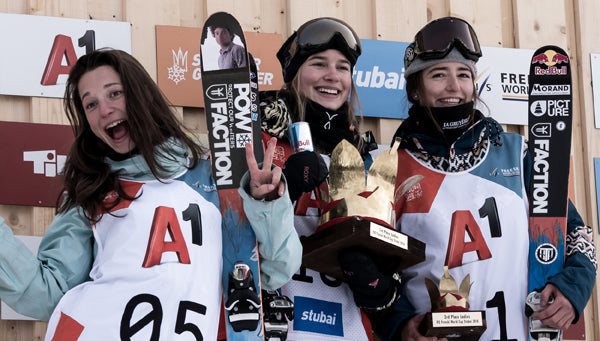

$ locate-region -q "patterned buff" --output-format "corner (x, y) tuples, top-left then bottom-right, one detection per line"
(260, 90), (362, 156)
(260, 90), (293, 138)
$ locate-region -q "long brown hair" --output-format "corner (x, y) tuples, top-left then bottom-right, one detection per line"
(58, 49), (205, 223)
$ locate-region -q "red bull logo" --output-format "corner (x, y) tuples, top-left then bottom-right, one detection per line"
(532, 53), (549, 64)
(532, 49), (569, 76)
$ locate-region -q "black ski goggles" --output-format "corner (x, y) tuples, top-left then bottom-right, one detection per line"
(405, 17), (481, 67)
(290, 17), (361, 63)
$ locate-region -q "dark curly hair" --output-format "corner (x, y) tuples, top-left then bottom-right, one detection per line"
(58, 49), (205, 223)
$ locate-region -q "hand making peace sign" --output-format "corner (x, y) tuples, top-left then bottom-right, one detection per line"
(245, 136), (286, 201)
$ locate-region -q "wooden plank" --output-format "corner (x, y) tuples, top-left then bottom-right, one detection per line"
(0, 96), (31, 122)
(87, 0), (124, 20)
(370, 0), (426, 144)
(427, 0), (448, 20)
(571, 0), (600, 340)
(124, 0), (182, 79)
(287, 0), (373, 38)
(30, 98), (70, 125)
(374, 0), (427, 41)
(513, 0), (568, 49)
(448, 0), (504, 49)
(0, 0), (27, 13)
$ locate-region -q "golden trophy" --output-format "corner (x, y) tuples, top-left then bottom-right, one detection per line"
(419, 266), (486, 340)
(301, 139), (426, 280)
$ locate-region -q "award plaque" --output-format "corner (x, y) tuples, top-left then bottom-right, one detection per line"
(419, 267), (486, 340)
(302, 216), (426, 280)
(301, 139), (426, 280)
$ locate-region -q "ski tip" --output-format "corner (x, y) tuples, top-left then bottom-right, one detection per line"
(529, 45), (571, 81)
(201, 12), (245, 45)
(530, 46), (570, 67)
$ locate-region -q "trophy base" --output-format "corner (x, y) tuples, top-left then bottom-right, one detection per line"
(419, 310), (486, 340)
(301, 216), (426, 280)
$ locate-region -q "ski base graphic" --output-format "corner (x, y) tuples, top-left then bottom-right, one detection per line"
(200, 12), (265, 341)
(526, 45), (572, 341)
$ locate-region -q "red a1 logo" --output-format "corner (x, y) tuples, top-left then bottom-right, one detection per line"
(40, 30), (96, 85)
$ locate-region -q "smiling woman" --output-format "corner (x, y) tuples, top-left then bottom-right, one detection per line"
(79, 65), (133, 154)
(297, 49), (352, 111)
(257, 17), (398, 341)
(0, 48), (302, 340)
(376, 17), (597, 341)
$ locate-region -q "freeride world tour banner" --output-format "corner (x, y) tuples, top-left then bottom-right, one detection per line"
(0, 13), (131, 98)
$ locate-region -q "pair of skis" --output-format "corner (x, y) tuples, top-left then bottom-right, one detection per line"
(526, 46), (573, 341)
(200, 12), (292, 341)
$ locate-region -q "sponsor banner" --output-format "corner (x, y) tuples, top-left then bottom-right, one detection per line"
(156, 25), (283, 107)
(159, 30), (537, 124)
(0, 13), (131, 98)
(293, 296), (343, 337)
(0, 122), (73, 207)
(354, 40), (534, 124)
(353, 40), (410, 119)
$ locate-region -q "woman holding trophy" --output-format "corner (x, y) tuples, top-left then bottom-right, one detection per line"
(374, 17), (597, 341)
(259, 17), (399, 340)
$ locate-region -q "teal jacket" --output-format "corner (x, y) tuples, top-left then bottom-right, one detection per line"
(0, 139), (301, 320)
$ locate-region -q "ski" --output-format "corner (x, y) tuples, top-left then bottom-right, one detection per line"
(526, 46), (573, 341)
(200, 12), (265, 341)
(248, 52), (264, 162)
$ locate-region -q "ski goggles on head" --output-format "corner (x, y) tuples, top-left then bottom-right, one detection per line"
(405, 17), (481, 68)
(278, 17), (362, 82)
(296, 18), (361, 55)
(290, 17), (362, 63)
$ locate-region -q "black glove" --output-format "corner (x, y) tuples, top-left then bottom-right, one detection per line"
(282, 151), (328, 202)
(338, 249), (402, 312)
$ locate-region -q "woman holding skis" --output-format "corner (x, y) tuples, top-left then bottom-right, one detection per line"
(375, 17), (597, 341)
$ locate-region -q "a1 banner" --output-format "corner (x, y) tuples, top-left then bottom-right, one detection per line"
(0, 13), (131, 98)
(0, 121), (73, 207)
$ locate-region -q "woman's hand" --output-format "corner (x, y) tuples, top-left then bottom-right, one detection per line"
(401, 314), (448, 341)
(245, 137), (285, 201)
(531, 283), (575, 331)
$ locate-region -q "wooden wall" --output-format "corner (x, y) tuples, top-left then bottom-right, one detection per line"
(0, 0), (598, 339)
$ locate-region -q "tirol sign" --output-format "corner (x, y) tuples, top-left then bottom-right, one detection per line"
(0, 122), (74, 207)
(0, 13), (131, 98)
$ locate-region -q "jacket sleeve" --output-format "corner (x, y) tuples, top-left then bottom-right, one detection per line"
(524, 146), (597, 322)
(547, 200), (597, 322)
(371, 294), (417, 340)
(0, 208), (94, 320)
(238, 171), (302, 290)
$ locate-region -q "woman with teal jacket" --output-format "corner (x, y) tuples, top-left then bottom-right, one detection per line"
(0, 49), (300, 340)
